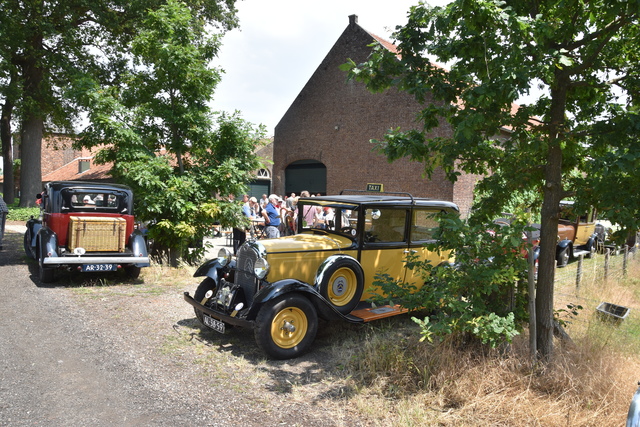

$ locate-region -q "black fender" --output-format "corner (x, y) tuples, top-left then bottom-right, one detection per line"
(313, 254), (364, 289)
(25, 217), (42, 249)
(586, 233), (598, 251)
(246, 279), (347, 322)
(37, 227), (58, 260)
(129, 230), (149, 265)
(532, 246), (540, 261)
(193, 258), (235, 284)
(557, 239), (572, 250)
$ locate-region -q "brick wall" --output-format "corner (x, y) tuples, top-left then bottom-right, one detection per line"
(273, 16), (477, 215)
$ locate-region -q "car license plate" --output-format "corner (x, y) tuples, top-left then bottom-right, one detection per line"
(81, 263), (117, 272)
(203, 314), (225, 333)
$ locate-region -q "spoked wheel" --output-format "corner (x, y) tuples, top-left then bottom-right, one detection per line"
(318, 258), (364, 314)
(193, 277), (218, 324)
(254, 294), (318, 359)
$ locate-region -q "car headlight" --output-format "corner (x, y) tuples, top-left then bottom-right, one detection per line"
(254, 257), (270, 279)
(217, 247), (233, 267)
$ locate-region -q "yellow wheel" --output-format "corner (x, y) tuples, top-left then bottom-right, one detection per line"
(270, 306), (308, 349)
(318, 257), (364, 314)
(327, 267), (358, 307)
(255, 295), (318, 359)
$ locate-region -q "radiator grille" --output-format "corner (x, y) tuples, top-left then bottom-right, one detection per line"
(235, 244), (259, 306)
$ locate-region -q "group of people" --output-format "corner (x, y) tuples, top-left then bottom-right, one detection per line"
(232, 190), (328, 252)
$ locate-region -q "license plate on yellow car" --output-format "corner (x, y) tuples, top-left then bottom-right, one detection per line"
(203, 314), (225, 333)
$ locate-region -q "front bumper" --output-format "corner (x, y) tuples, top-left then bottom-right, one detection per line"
(183, 291), (254, 329)
(43, 255), (150, 267)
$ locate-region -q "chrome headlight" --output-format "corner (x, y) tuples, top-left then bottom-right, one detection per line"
(217, 247), (233, 267)
(254, 257), (270, 279)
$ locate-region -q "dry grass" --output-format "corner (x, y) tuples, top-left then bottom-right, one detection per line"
(333, 257), (640, 426)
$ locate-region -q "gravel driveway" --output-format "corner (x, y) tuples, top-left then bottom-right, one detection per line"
(0, 226), (363, 426)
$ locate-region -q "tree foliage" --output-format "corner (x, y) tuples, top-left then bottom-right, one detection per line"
(370, 212), (530, 348)
(345, 0), (640, 360)
(77, 0), (264, 264)
(0, 0), (238, 206)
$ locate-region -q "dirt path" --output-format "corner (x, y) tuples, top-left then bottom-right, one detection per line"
(0, 228), (357, 426)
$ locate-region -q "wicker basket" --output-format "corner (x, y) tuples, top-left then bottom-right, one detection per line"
(68, 216), (126, 252)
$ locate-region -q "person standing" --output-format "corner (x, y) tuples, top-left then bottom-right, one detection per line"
(233, 194), (251, 253)
(261, 194), (281, 239)
(0, 194), (8, 251)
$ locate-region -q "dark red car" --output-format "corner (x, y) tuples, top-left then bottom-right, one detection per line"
(24, 181), (150, 283)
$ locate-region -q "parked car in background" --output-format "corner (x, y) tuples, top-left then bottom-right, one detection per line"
(24, 181), (150, 283)
(184, 191), (459, 359)
(555, 201), (600, 267)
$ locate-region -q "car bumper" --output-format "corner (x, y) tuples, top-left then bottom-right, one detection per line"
(43, 255), (150, 267)
(183, 291), (254, 329)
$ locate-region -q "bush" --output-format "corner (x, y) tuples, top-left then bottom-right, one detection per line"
(5, 200), (40, 222)
(370, 212), (532, 348)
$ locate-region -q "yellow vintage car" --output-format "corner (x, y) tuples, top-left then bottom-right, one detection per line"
(184, 191), (458, 359)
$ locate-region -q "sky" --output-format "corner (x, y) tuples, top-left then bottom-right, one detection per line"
(211, 0), (451, 136)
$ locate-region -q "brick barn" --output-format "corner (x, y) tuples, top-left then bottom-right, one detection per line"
(272, 15), (480, 216)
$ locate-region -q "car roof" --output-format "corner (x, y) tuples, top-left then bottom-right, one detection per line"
(298, 194), (459, 211)
(46, 181), (132, 193)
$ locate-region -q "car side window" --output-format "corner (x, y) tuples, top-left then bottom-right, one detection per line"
(411, 209), (441, 242)
(364, 208), (407, 243)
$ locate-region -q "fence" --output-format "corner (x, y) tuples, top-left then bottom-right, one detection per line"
(553, 246), (639, 330)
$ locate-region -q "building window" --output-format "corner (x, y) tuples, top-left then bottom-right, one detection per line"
(257, 168), (270, 178)
(79, 160), (90, 173)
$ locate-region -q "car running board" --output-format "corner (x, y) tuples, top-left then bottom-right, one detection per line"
(348, 305), (408, 322)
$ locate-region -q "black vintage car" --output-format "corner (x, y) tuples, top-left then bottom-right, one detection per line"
(24, 181), (150, 283)
(184, 191), (458, 359)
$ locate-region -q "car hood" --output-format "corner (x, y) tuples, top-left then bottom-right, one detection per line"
(258, 233), (354, 253)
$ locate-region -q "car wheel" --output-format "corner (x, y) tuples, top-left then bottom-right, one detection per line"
(24, 232), (35, 260)
(124, 265), (141, 279)
(557, 246), (570, 268)
(254, 294), (318, 359)
(38, 258), (54, 283)
(318, 258), (364, 314)
(193, 277), (218, 324)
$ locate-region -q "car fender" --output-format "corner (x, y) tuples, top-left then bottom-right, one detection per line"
(586, 233), (598, 251)
(129, 230), (149, 264)
(557, 239), (572, 250)
(37, 227), (58, 259)
(313, 254), (364, 290)
(193, 258), (235, 283)
(25, 217), (42, 249)
(247, 279), (346, 322)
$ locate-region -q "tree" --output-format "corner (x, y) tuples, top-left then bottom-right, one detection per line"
(78, 0), (264, 265)
(345, 0), (640, 361)
(0, 0), (238, 206)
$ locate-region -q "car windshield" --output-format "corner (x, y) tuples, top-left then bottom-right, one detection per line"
(297, 201), (359, 238)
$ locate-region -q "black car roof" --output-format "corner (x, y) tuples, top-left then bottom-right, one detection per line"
(46, 181), (132, 193)
(298, 194), (459, 211)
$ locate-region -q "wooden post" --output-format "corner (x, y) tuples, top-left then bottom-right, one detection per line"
(576, 254), (583, 290)
(623, 245), (629, 277)
(604, 248), (610, 281)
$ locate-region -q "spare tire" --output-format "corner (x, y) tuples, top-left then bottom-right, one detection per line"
(316, 257), (364, 314)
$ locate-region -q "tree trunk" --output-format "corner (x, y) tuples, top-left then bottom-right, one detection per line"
(19, 115), (44, 207)
(18, 34), (45, 208)
(1, 98), (15, 203)
(535, 72), (569, 362)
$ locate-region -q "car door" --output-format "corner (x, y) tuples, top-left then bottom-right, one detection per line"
(404, 208), (452, 290)
(358, 206), (411, 299)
